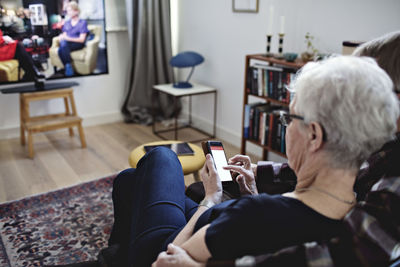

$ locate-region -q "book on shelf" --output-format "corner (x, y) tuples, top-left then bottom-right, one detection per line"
(254, 104), (274, 141)
(246, 64), (295, 104)
(259, 111), (266, 145)
(243, 102), (288, 153)
(244, 102), (264, 139)
(270, 110), (287, 154)
(281, 124), (286, 153)
(276, 119), (282, 151)
(249, 59), (283, 71)
(258, 68), (263, 96)
(267, 113), (274, 147)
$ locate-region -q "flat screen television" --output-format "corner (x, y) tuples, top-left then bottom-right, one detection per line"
(0, 0), (108, 92)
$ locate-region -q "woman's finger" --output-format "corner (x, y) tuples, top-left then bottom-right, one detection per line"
(228, 155), (252, 169)
(205, 154), (217, 174)
(223, 164), (247, 175)
(228, 154), (245, 163)
(166, 243), (181, 254)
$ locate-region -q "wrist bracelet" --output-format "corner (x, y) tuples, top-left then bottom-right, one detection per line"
(199, 199), (215, 209)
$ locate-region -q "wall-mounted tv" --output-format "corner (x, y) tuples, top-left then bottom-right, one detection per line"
(0, 0), (108, 90)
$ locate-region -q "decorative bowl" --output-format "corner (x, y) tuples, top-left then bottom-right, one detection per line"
(283, 52), (298, 62)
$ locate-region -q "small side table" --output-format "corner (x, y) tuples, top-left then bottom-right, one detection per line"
(152, 83), (217, 142)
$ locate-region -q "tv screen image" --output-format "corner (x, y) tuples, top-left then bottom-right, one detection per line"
(0, 0), (108, 88)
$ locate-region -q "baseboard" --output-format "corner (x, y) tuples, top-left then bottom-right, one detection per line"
(82, 111), (124, 127)
(0, 111), (124, 140)
(186, 113), (287, 163)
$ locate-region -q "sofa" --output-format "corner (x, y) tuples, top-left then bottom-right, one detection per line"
(0, 59), (23, 82)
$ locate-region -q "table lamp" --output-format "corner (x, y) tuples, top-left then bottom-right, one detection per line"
(170, 51), (204, 88)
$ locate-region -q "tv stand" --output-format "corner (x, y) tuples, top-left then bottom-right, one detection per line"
(0, 81), (79, 94)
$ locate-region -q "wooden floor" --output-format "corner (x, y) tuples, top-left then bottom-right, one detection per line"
(0, 122), (258, 203)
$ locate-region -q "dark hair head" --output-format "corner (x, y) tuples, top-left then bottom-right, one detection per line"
(353, 31), (400, 93)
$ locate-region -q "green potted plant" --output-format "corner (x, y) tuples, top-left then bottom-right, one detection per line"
(301, 32), (318, 62)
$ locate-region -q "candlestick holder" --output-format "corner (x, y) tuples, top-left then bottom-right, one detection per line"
(275, 33), (285, 59)
(265, 34), (274, 57)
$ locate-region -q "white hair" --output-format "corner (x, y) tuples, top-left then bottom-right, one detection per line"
(291, 56), (399, 169)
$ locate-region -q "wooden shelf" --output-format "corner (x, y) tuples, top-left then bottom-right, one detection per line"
(248, 54), (306, 69)
(26, 115), (83, 133)
(245, 139), (287, 158)
(248, 94), (290, 107)
(241, 54), (304, 160)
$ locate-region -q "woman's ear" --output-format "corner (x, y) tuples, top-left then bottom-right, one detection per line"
(308, 122), (324, 152)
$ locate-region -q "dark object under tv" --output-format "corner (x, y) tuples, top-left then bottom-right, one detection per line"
(1, 81), (79, 94)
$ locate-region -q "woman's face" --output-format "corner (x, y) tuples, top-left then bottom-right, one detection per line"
(285, 98), (308, 172)
(66, 7), (79, 18)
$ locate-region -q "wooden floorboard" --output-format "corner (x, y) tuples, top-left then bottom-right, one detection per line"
(0, 121), (258, 203)
(8, 137), (57, 198)
(0, 139), (35, 201)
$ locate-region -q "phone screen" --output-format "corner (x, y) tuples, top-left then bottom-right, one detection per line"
(210, 145), (232, 182)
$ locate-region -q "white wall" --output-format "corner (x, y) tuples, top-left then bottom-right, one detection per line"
(175, 0), (400, 158)
(0, 31), (130, 139)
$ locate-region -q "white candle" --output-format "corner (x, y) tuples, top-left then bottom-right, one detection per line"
(280, 15), (285, 34)
(267, 6), (274, 35)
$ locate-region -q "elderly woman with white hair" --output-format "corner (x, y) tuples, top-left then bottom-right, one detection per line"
(96, 56), (397, 267)
(146, 56), (400, 267)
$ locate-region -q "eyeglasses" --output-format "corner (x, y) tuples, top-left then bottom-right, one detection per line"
(279, 111), (305, 127)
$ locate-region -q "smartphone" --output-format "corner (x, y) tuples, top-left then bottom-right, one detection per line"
(202, 141), (232, 182)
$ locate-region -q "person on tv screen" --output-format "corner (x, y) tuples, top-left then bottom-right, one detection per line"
(58, 1), (88, 76)
(0, 29), (44, 82)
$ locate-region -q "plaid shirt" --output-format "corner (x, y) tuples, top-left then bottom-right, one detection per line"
(354, 132), (400, 200)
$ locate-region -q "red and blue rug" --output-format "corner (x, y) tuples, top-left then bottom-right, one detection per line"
(0, 175), (116, 267)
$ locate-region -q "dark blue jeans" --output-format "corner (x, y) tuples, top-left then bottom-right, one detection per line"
(108, 147), (199, 266)
(58, 40), (85, 65)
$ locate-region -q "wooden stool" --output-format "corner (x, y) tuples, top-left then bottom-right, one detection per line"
(129, 140), (205, 181)
(20, 88), (86, 158)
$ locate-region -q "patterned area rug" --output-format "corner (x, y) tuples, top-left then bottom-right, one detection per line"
(0, 175), (116, 267)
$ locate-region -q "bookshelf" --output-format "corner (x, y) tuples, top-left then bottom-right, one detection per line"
(240, 54), (305, 160)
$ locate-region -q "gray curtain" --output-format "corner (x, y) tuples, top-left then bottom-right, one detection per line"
(122, 0), (179, 124)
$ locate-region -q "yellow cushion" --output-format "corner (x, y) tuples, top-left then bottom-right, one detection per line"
(129, 140), (205, 175)
(0, 59), (19, 82)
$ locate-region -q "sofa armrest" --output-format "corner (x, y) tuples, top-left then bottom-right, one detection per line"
(85, 38), (100, 51)
(51, 36), (60, 49)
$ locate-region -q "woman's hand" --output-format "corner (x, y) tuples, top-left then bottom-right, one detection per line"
(3, 35), (13, 44)
(200, 154), (222, 205)
(224, 155), (258, 195)
(59, 32), (67, 41)
(152, 244), (204, 267)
